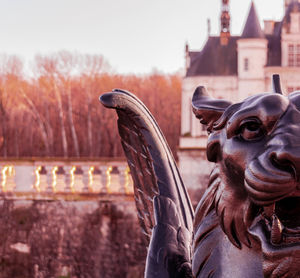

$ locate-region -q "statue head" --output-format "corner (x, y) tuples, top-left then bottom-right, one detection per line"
(192, 76), (300, 276)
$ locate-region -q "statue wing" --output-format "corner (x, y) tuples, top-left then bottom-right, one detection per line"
(100, 89), (194, 277)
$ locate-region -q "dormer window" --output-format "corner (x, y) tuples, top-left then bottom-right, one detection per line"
(288, 44), (300, 67)
(244, 58), (249, 71)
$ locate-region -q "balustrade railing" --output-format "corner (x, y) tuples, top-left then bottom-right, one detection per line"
(0, 158), (133, 197)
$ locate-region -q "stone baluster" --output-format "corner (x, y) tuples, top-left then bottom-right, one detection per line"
(64, 166), (72, 193)
(0, 165), (8, 193)
(33, 166), (42, 192)
(92, 167), (101, 192)
(0, 161), (132, 195)
(81, 166), (90, 193)
(0, 165), (3, 193)
(117, 165), (127, 194)
(3, 166), (15, 192)
(45, 165), (55, 193)
(99, 166), (108, 193)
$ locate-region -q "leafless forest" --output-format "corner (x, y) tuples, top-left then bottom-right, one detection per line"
(0, 52), (181, 158)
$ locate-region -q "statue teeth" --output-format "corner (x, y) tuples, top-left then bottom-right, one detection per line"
(271, 214), (283, 245)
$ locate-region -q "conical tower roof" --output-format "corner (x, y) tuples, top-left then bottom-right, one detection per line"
(241, 2), (265, 39)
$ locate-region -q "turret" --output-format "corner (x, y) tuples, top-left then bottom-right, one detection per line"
(237, 2), (268, 99)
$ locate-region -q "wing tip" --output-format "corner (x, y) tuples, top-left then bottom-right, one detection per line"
(99, 89), (123, 108)
(99, 89), (133, 108)
(99, 92), (114, 108)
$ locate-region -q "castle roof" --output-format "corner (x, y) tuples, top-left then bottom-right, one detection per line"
(187, 36), (238, 76)
(185, 2), (282, 77)
(282, 1), (300, 26)
(241, 2), (264, 39)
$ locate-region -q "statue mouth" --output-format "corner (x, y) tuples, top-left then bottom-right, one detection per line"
(261, 196), (300, 245)
(245, 157), (300, 246)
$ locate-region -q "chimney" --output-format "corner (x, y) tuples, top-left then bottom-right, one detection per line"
(207, 18), (211, 36)
(220, 0), (230, 45)
(264, 20), (275, 35)
(185, 42), (190, 72)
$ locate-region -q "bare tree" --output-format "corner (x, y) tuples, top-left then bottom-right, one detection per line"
(34, 54), (69, 157)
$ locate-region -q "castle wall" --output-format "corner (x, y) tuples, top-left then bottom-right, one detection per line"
(237, 38), (268, 99)
(181, 75), (238, 138)
(237, 39), (268, 80)
(179, 76), (237, 194)
(265, 66), (300, 93)
(177, 149), (214, 205)
(0, 197), (146, 278)
(238, 78), (266, 100)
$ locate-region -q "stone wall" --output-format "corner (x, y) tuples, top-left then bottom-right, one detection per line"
(178, 149), (213, 206)
(0, 196), (146, 278)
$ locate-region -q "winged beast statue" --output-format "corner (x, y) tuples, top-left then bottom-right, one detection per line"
(100, 74), (300, 278)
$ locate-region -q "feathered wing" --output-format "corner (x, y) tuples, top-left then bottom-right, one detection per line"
(100, 89), (194, 277)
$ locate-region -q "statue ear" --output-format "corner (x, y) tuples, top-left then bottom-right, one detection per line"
(192, 86), (232, 130)
(272, 74), (283, 94)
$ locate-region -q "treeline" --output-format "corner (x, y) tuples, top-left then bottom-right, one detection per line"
(0, 52), (181, 158)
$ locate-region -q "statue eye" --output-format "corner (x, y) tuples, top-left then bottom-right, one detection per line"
(239, 119), (264, 141)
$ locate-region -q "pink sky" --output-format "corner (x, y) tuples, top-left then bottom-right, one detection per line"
(0, 0), (283, 74)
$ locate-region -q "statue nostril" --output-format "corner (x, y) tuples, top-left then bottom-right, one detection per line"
(270, 153), (297, 179)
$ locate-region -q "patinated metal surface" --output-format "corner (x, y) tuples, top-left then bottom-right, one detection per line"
(100, 74), (300, 277)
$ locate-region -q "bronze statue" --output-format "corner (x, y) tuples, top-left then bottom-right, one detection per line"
(100, 74), (300, 277)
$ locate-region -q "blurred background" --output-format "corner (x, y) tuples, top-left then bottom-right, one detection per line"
(0, 1), (295, 277)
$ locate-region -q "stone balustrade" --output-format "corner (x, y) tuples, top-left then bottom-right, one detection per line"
(0, 158), (134, 198)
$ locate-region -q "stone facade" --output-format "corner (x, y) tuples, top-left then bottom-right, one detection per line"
(0, 160), (145, 277)
(179, 0), (300, 191)
(0, 197), (146, 278)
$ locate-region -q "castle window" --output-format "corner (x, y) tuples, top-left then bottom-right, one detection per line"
(244, 58), (249, 71)
(288, 44), (300, 67)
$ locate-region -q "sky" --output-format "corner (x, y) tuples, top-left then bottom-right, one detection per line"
(0, 0), (284, 75)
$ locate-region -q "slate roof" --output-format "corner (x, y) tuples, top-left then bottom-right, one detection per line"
(241, 2), (264, 39)
(186, 2), (284, 77)
(266, 32), (281, 67)
(187, 36), (238, 76)
(283, 1), (300, 25)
